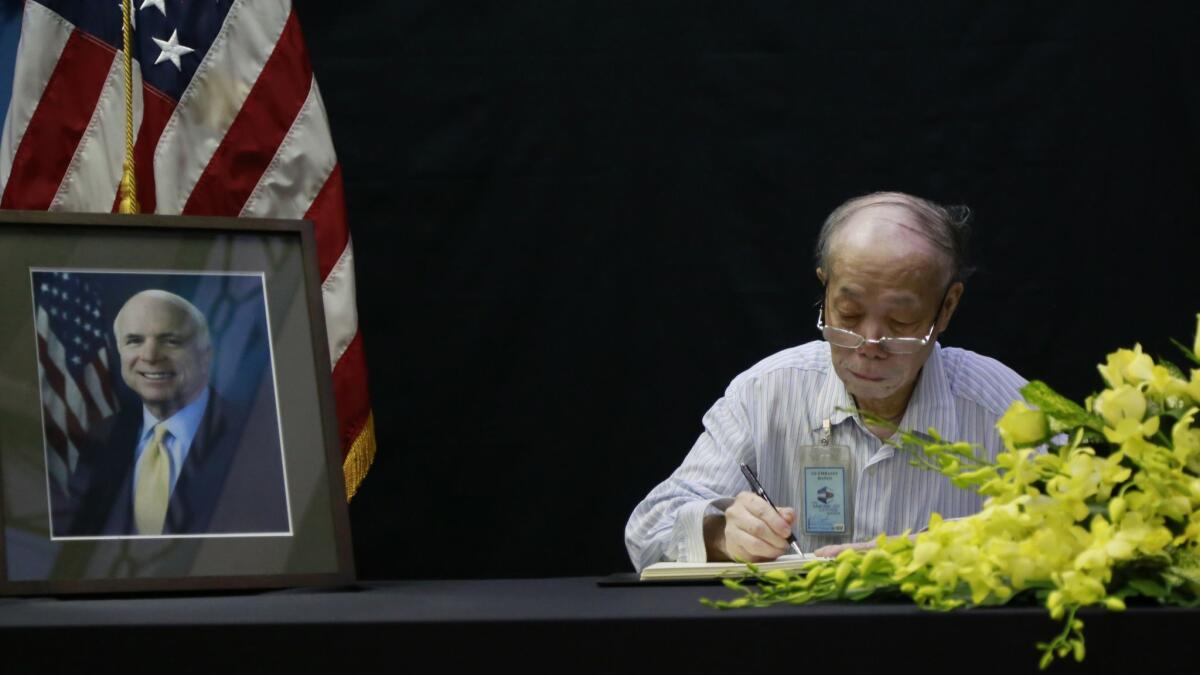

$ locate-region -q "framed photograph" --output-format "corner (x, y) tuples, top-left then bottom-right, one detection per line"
(0, 210), (354, 594)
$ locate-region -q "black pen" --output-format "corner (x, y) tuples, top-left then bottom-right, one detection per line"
(739, 462), (805, 556)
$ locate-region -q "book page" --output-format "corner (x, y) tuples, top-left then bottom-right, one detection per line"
(640, 552), (829, 580)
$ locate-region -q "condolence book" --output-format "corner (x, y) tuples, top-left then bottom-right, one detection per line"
(639, 553), (828, 581)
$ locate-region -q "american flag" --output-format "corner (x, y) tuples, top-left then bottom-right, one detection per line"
(33, 271), (120, 500)
(0, 1), (375, 497)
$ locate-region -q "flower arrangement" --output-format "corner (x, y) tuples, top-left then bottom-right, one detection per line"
(705, 316), (1200, 669)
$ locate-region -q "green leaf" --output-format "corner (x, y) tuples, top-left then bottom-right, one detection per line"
(1021, 380), (1105, 432)
(1157, 405), (1192, 422)
(1170, 338), (1200, 367)
(1126, 578), (1168, 598)
(843, 585), (876, 601)
(1160, 358), (1187, 379)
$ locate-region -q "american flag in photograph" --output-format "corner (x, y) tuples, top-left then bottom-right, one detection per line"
(32, 271), (120, 496)
(0, 1), (375, 497)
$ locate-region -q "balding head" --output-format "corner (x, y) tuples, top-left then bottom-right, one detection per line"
(815, 191), (974, 287)
(113, 290), (212, 419)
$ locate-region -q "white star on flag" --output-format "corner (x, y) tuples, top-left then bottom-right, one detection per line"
(140, 0), (167, 16)
(153, 29), (194, 70)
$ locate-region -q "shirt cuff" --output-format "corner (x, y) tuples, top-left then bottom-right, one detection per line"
(670, 497), (734, 563)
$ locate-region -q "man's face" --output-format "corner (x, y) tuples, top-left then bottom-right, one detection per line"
(115, 294), (211, 419)
(820, 204), (960, 410)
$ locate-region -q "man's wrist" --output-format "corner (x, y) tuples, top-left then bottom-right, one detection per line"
(703, 514), (730, 562)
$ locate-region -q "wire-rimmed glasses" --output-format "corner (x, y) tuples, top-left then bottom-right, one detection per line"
(816, 306), (937, 355)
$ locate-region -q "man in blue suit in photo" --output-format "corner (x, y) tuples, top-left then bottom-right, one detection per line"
(66, 289), (290, 537)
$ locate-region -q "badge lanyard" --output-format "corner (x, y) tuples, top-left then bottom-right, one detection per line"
(798, 418), (852, 537)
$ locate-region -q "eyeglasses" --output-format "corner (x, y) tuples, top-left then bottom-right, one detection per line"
(816, 306), (938, 355)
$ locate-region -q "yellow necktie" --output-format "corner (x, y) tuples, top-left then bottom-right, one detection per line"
(134, 423), (171, 535)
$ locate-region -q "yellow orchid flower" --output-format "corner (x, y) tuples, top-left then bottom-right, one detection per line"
(1188, 370), (1200, 407)
(706, 313), (1200, 670)
(1172, 408), (1200, 471)
(997, 400), (1050, 449)
(1097, 345), (1154, 388)
(1161, 495), (1192, 521)
(1194, 313), (1200, 359)
(1123, 346), (1155, 383)
(1109, 496), (1127, 522)
(1094, 384), (1147, 427)
(1103, 415), (1160, 444)
(1098, 350), (1134, 388)
(1094, 385), (1161, 443)
(912, 540), (941, 566)
(1147, 364), (1188, 403)
(1058, 569), (1107, 605)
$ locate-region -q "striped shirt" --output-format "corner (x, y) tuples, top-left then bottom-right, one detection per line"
(624, 340), (1027, 572)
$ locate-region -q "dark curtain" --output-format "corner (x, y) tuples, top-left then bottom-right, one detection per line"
(291, 0), (1200, 578)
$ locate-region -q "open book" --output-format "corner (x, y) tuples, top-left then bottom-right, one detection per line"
(639, 552), (828, 581)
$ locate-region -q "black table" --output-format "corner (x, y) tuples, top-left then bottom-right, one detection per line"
(0, 577), (1193, 673)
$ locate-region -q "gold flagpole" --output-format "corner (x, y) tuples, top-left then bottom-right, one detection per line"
(117, 0), (139, 214)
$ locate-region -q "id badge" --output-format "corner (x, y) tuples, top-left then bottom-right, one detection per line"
(802, 464), (848, 535)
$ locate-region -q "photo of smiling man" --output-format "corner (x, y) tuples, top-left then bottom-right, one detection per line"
(34, 271), (291, 539)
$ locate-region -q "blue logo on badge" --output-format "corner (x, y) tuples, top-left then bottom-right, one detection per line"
(817, 486), (834, 504)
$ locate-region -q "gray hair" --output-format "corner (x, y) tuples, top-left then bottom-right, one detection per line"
(814, 191), (976, 284)
(113, 289), (212, 352)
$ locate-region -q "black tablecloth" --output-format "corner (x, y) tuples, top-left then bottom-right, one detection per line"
(0, 577), (1194, 673)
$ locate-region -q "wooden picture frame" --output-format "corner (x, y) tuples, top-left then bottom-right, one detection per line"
(0, 210), (354, 594)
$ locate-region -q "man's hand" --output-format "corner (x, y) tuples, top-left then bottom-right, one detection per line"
(704, 491), (796, 562)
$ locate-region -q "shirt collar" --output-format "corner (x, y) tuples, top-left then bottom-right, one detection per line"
(140, 387), (210, 451)
(809, 342), (957, 442)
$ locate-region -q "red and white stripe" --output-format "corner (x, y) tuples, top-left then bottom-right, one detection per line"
(1, 0), (374, 487)
(35, 306), (119, 481)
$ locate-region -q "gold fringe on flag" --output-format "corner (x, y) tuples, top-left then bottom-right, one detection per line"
(117, 0), (139, 214)
(342, 412), (377, 501)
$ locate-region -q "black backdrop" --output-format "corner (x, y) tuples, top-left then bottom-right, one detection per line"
(288, 1), (1200, 579)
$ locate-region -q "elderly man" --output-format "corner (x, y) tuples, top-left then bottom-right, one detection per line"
(625, 192), (1027, 571)
(65, 289), (289, 537)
